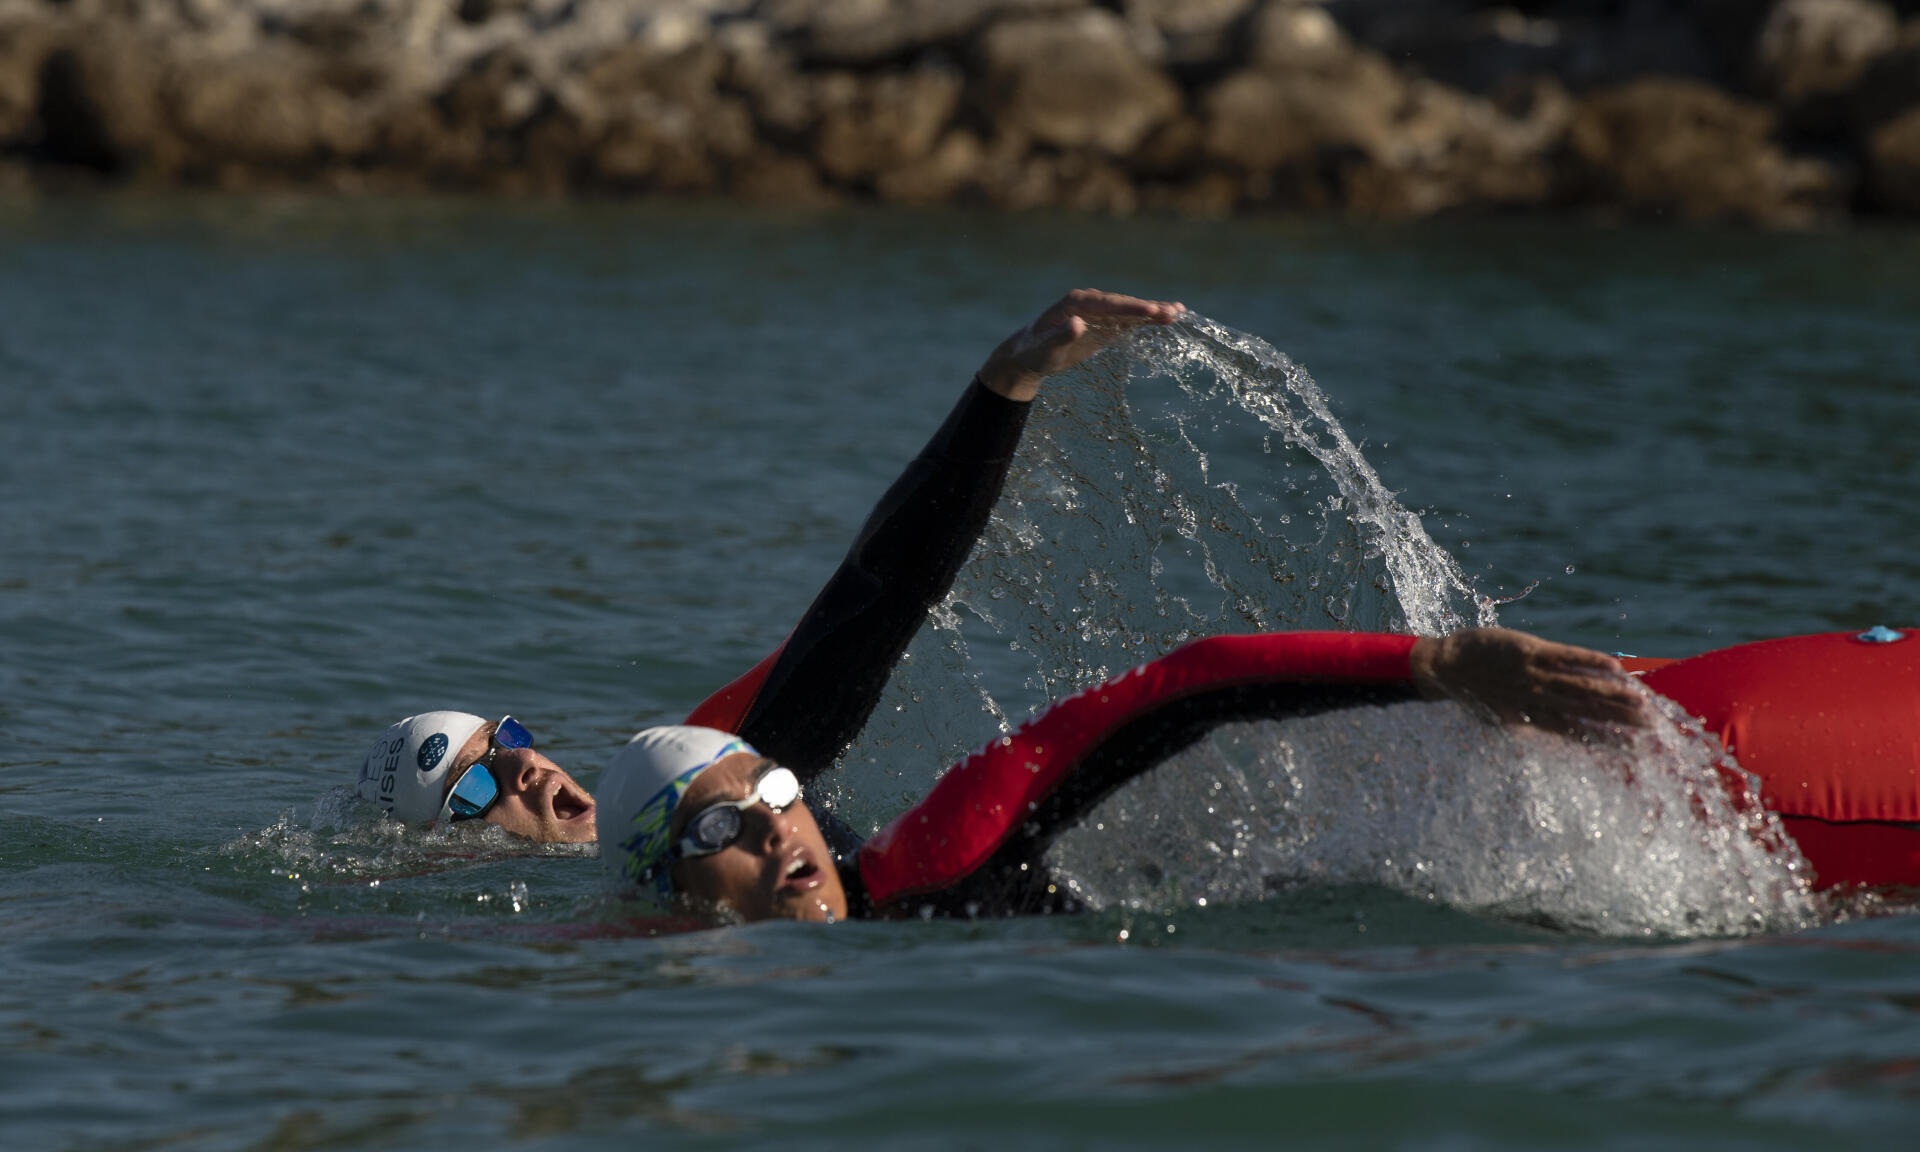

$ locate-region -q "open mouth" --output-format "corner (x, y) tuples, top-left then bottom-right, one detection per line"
(552, 787), (593, 823)
(775, 850), (822, 892)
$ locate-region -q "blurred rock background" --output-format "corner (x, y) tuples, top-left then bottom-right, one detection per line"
(4, 0), (1919, 223)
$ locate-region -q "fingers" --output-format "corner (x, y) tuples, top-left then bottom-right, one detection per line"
(1425, 627), (1653, 738)
(1043, 289), (1185, 330)
(978, 290), (1185, 400)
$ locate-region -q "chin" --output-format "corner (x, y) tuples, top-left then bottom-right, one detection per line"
(544, 819), (598, 844)
(777, 892), (847, 923)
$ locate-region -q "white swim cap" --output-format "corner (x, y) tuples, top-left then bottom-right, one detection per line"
(599, 725), (756, 894)
(357, 711), (489, 824)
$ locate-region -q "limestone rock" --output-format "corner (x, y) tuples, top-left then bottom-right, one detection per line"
(980, 8), (1181, 155)
(812, 62), (960, 183)
(1122, 0), (1253, 71)
(765, 0), (1086, 67)
(170, 46), (376, 173)
(32, 26), (168, 174)
(1202, 27), (1403, 176)
(1866, 102), (1920, 211)
(0, 15), (56, 146)
(874, 128), (983, 203)
(1754, 0), (1898, 102)
(728, 147), (837, 205)
(1849, 21), (1920, 135)
(1567, 78), (1849, 224)
(1247, 0), (1364, 71)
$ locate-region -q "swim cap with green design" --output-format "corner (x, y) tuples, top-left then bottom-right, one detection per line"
(598, 726), (757, 894)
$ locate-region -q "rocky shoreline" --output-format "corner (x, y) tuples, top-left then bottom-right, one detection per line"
(4, 0), (1919, 225)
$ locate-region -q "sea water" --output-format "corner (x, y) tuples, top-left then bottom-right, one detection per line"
(2, 195), (1919, 1149)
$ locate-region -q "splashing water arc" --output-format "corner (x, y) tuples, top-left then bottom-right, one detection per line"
(833, 314), (1816, 937)
(849, 311), (1493, 768)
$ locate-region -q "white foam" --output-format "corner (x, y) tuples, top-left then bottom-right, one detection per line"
(1045, 691), (1818, 938)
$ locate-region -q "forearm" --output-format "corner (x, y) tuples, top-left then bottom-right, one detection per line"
(734, 379), (1031, 779)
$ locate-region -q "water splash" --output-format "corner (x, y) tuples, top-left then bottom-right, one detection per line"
(833, 313), (1817, 937)
(839, 312), (1490, 801)
(1045, 692), (1818, 937)
(219, 788), (593, 907)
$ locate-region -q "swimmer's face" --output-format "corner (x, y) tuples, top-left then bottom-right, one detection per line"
(668, 752), (847, 923)
(445, 723), (598, 843)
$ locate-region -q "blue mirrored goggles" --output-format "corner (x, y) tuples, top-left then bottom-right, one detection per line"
(445, 716), (535, 822)
(672, 766), (802, 860)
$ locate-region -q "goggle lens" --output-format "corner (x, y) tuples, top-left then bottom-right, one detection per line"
(447, 763), (500, 820)
(675, 766), (802, 859)
(685, 805), (743, 854)
(444, 715), (534, 823)
(495, 716), (534, 751)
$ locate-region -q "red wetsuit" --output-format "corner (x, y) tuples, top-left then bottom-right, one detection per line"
(682, 379), (1920, 906)
(1637, 630), (1920, 889)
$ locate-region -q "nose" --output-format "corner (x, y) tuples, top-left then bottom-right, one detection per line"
(488, 747), (547, 793)
(743, 802), (790, 855)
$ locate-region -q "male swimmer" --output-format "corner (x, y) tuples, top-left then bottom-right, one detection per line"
(351, 292), (1187, 843)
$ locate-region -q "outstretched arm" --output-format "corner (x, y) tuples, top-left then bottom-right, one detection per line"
(688, 291), (1185, 782)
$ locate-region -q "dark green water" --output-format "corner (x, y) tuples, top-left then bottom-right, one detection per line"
(3, 196), (1919, 1149)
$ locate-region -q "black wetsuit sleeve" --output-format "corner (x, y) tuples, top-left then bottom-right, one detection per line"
(735, 379), (1030, 784)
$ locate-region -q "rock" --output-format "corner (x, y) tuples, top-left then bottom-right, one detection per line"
(1314, 0), (1733, 95)
(979, 8), (1181, 155)
(874, 127), (983, 203)
(586, 103), (722, 192)
(812, 62), (961, 183)
(1209, 19), (1568, 221)
(1139, 169), (1240, 216)
(1566, 78), (1850, 224)
(1203, 20), (1403, 176)
(0, 15), (57, 147)
(764, 0), (1086, 67)
(1122, 0), (1254, 72)
(31, 27), (168, 174)
(1850, 21), (1920, 135)
(726, 42), (818, 141)
(1126, 111), (1204, 178)
(1754, 0), (1898, 102)
(569, 35), (756, 192)
(728, 147), (838, 205)
(434, 47), (545, 142)
(1349, 77), (1569, 216)
(1866, 102), (1920, 210)
(1247, 1), (1354, 71)
(989, 146), (1136, 213)
(171, 46), (376, 174)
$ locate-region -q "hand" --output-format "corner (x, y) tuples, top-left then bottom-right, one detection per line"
(977, 289), (1185, 401)
(1409, 627), (1651, 738)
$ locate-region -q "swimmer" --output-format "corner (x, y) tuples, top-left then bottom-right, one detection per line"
(599, 628), (1650, 923)
(352, 290), (1190, 842)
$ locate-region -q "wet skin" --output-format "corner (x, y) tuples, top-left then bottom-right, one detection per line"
(667, 752), (849, 923)
(444, 722), (598, 843)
